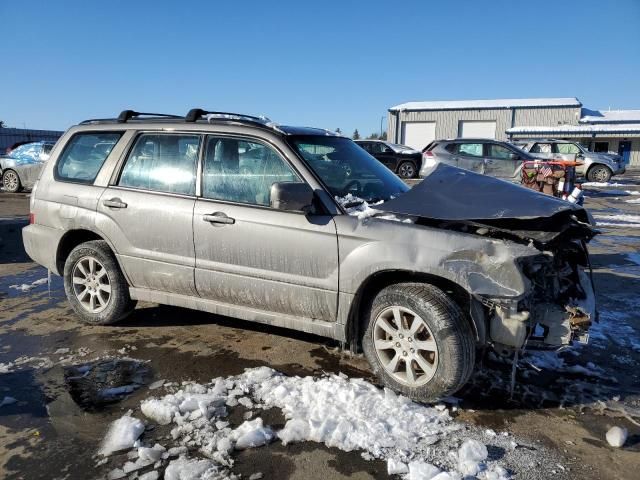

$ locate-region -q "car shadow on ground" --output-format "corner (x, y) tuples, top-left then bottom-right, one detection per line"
(0, 219), (31, 264)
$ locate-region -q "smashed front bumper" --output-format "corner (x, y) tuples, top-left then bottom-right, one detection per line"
(486, 259), (596, 349)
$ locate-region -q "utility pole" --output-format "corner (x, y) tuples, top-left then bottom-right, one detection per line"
(380, 115), (386, 138)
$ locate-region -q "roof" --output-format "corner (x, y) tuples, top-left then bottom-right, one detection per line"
(389, 97), (581, 112)
(580, 108), (640, 124)
(507, 124), (640, 135)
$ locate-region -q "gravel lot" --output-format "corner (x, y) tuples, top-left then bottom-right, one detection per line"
(1, 174), (640, 480)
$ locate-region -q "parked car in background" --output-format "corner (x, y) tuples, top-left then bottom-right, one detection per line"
(514, 139), (626, 183)
(421, 138), (536, 181)
(0, 141), (55, 192)
(22, 109), (596, 401)
(355, 140), (422, 178)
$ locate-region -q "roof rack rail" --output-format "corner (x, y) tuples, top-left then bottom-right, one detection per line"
(185, 108), (273, 124)
(116, 110), (183, 123)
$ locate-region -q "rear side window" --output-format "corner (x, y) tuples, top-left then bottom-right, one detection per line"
(444, 143), (457, 153)
(118, 133), (200, 195)
(56, 132), (123, 183)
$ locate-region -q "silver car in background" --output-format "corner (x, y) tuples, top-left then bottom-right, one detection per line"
(420, 138), (536, 181)
(1, 141), (55, 192)
(515, 139), (626, 183)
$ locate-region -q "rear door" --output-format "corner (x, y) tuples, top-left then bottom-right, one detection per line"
(483, 143), (522, 180)
(96, 132), (200, 296)
(193, 135), (339, 322)
(456, 142), (485, 173)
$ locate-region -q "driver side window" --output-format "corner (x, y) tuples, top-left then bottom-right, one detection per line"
(202, 137), (300, 206)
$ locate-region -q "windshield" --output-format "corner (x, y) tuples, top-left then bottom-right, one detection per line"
(288, 135), (409, 205)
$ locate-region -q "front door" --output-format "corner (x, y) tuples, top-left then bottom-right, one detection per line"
(96, 132), (200, 296)
(483, 143), (521, 180)
(619, 141), (632, 164)
(193, 136), (339, 322)
(370, 143), (397, 170)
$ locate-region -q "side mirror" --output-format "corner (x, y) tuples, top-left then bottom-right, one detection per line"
(270, 182), (314, 212)
(383, 147), (393, 154)
(509, 153), (520, 160)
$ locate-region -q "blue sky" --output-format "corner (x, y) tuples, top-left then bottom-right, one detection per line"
(2, 0), (639, 136)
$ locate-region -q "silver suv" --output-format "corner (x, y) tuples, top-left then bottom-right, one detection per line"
(421, 139), (535, 182)
(22, 109), (597, 401)
(515, 139), (626, 183)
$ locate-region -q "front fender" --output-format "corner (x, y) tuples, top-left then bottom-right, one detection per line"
(335, 215), (537, 299)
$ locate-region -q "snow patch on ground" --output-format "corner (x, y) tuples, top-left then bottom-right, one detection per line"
(9, 277), (48, 292)
(97, 367), (566, 479)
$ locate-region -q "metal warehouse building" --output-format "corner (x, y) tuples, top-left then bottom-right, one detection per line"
(388, 97), (640, 166)
(0, 127), (64, 153)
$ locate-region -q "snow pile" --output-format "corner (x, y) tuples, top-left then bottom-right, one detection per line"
(336, 194), (413, 223)
(9, 277), (48, 292)
(99, 415), (146, 456)
(101, 367), (519, 479)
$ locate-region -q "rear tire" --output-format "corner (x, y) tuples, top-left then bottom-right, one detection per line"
(2, 169), (21, 193)
(397, 161), (417, 179)
(586, 164), (612, 183)
(63, 240), (136, 325)
(362, 283), (475, 402)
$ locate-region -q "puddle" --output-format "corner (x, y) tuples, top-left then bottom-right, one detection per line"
(64, 359), (151, 411)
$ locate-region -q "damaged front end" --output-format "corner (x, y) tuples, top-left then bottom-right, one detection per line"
(377, 163), (599, 350)
(486, 241), (596, 350)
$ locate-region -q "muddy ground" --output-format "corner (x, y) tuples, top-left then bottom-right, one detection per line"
(1, 175), (640, 480)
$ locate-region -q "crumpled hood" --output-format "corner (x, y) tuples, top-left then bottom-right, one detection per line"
(378, 163), (594, 244)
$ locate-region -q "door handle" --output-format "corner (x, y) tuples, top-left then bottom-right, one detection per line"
(103, 198), (127, 209)
(203, 212), (235, 225)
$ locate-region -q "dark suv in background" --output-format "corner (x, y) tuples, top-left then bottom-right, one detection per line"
(355, 140), (422, 178)
(421, 138), (536, 181)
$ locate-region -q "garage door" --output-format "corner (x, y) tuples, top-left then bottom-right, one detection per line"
(401, 122), (436, 150)
(458, 121), (496, 139)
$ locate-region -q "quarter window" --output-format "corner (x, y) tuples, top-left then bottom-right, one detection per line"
(202, 137), (300, 206)
(118, 134), (199, 195)
(56, 132), (123, 183)
(458, 143), (483, 157)
(556, 143), (581, 155)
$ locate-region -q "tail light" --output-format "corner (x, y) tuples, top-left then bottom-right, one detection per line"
(29, 213), (35, 224)
(423, 150), (434, 158)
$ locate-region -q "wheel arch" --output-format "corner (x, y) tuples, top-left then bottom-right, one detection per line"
(55, 229), (121, 276)
(345, 269), (486, 350)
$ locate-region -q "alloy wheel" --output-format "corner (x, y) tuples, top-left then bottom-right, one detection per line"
(72, 256), (111, 313)
(398, 163), (415, 178)
(3, 171), (19, 192)
(372, 306), (438, 387)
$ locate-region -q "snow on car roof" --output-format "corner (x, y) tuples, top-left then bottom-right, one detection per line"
(507, 124), (640, 134)
(580, 109), (640, 123)
(389, 97), (581, 111)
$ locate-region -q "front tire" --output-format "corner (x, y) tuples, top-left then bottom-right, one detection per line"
(63, 240), (136, 325)
(586, 164), (612, 183)
(2, 169), (22, 193)
(362, 283), (475, 402)
(397, 161), (417, 179)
